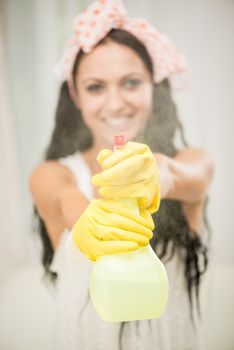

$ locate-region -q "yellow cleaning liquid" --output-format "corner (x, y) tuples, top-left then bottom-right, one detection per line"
(89, 198), (169, 322)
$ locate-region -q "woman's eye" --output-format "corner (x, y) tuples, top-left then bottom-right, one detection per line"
(86, 84), (102, 92)
(124, 79), (141, 89)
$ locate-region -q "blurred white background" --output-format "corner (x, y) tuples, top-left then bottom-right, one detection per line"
(0, 0), (233, 349)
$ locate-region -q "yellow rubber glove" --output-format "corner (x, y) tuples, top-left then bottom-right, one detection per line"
(72, 198), (154, 261)
(92, 142), (161, 214)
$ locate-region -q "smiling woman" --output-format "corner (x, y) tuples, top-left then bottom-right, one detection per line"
(29, 1), (213, 349)
(74, 39), (153, 150)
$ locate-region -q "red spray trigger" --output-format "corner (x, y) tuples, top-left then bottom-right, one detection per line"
(114, 135), (126, 149)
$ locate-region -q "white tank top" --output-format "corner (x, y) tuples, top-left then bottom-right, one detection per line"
(51, 151), (206, 350)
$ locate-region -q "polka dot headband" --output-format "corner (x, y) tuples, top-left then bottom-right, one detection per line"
(54, 0), (188, 102)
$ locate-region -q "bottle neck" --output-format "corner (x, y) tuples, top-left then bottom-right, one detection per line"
(119, 198), (139, 215)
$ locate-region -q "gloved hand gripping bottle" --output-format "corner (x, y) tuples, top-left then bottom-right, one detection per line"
(89, 135), (169, 322)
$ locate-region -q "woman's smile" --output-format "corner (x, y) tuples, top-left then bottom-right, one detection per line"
(75, 40), (153, 148)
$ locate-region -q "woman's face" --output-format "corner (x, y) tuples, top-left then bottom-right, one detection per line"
(75, 40), (153, 149)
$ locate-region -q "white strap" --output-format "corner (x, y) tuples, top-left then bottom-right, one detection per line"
(65, 230), (93, 266)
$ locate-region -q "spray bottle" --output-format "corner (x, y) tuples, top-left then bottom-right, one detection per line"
(89, 135), (169, 322)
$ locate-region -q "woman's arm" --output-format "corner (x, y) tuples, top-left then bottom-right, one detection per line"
(155, 148), (214, 203)
(29, 161), (90, 249)
(155, 148), (214, 232)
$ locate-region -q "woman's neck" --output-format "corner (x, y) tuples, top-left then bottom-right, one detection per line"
(82, 137), (113, 175)
(82, 146), (102, 176)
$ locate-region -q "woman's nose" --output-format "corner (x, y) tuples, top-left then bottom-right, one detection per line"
(105, 87), (125, 113)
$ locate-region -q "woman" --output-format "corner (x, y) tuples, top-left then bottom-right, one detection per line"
(29, 1), (213, 349)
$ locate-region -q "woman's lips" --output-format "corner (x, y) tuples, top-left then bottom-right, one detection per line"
(100, 115), (134, 127)
(105, 117), (129, 126)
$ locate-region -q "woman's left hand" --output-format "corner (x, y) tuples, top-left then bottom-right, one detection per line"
(154, 152), (174, 199)
(92, 142), (161, 214)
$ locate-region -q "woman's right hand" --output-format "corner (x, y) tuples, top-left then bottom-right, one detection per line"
(92, 142), (161, 214)
(72, 198), (154, 261)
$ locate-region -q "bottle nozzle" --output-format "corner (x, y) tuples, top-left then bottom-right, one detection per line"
(114, 135), (126, 149)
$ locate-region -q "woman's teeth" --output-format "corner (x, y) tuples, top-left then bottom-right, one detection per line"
(105, 117), (129, 126)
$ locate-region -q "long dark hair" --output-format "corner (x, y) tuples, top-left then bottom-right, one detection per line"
(34, 29), (209, 318)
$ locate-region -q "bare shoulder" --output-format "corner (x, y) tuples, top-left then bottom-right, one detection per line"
(176, 147), (214, 186)
(30, 159), (92, 248)
(29, 161), (77, 220)
(175, 147), (214, 171)
(29, 160), (76, 193)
